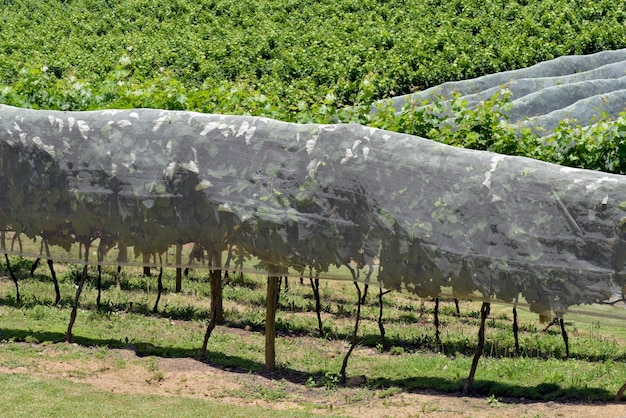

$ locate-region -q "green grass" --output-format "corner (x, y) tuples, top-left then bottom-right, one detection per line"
(1, 261), (626, 409)
(0, 373), (317, 418)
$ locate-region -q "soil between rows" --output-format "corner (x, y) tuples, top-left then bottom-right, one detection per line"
(1, 338), (625, 418)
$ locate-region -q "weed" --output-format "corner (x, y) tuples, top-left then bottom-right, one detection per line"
(144, 358), (164, 383)
(344, 390), (366, 403)
(487, 394), (500, 407)
(390, 346), (405, 356)
(27, 305), (47, 321)
(321, 372), (339, 391)
(67, 370), (88, 379)
(421, 401), (439, 413)
(378, 386), (402, 399)
(255, 380), (288, 401)
(24, 335), (39, 345)
(93, 346), (109, 359)
(147, 370), (164, 384)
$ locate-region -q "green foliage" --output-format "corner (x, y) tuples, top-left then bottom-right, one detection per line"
(1, 0), (625, 117)
(364, 91), (626, 175)
(1, 0), (625, 175)
(534, 114), (626, 174)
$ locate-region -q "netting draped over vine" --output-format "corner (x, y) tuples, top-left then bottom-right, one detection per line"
(1, 102), (626, 320)
(387, 48), (626, 135)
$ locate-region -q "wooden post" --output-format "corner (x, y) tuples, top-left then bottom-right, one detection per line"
(265, 265), (279, 370)
(209, 249), (224, 324)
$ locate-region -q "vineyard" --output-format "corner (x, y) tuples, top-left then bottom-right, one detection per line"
(1, 0), (625, 118)
(2, 0), (626, 416)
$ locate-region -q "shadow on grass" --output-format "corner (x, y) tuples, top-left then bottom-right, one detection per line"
(0, 327), (620, 402)
(0, 293), (211, 322)
(366, 376), (615, 403)
(356, 331), (626, 363)
(1, 289), (624, 364)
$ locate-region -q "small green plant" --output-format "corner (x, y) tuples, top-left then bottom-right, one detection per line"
(24, 335), (40, 345)
(421, 401), (439, 413)
(305, 376), (316, 388)
(378, 386), (402, 399)
(321, 372), (339, 391)
(28, 305), (47, 321)
(487, 394), (501, 407)
(389, 346), (405, 356)
(145, 358), (164, 384)
(251, 379), (288, 401)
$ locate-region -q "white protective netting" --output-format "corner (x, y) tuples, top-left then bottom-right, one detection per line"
(1, 49), (626, 322)
(385, 48), (626, 135)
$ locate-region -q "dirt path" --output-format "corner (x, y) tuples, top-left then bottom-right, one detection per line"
(1, 343), (625, 417)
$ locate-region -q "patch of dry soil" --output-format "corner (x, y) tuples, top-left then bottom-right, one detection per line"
(1, 344), (625, 418)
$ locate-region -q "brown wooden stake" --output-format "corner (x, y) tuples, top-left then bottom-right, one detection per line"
(265, 266), (279, 370)
(142, 253), (151, 277)
(209, 249), (224, 324)
(463, 301), (490, 393)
